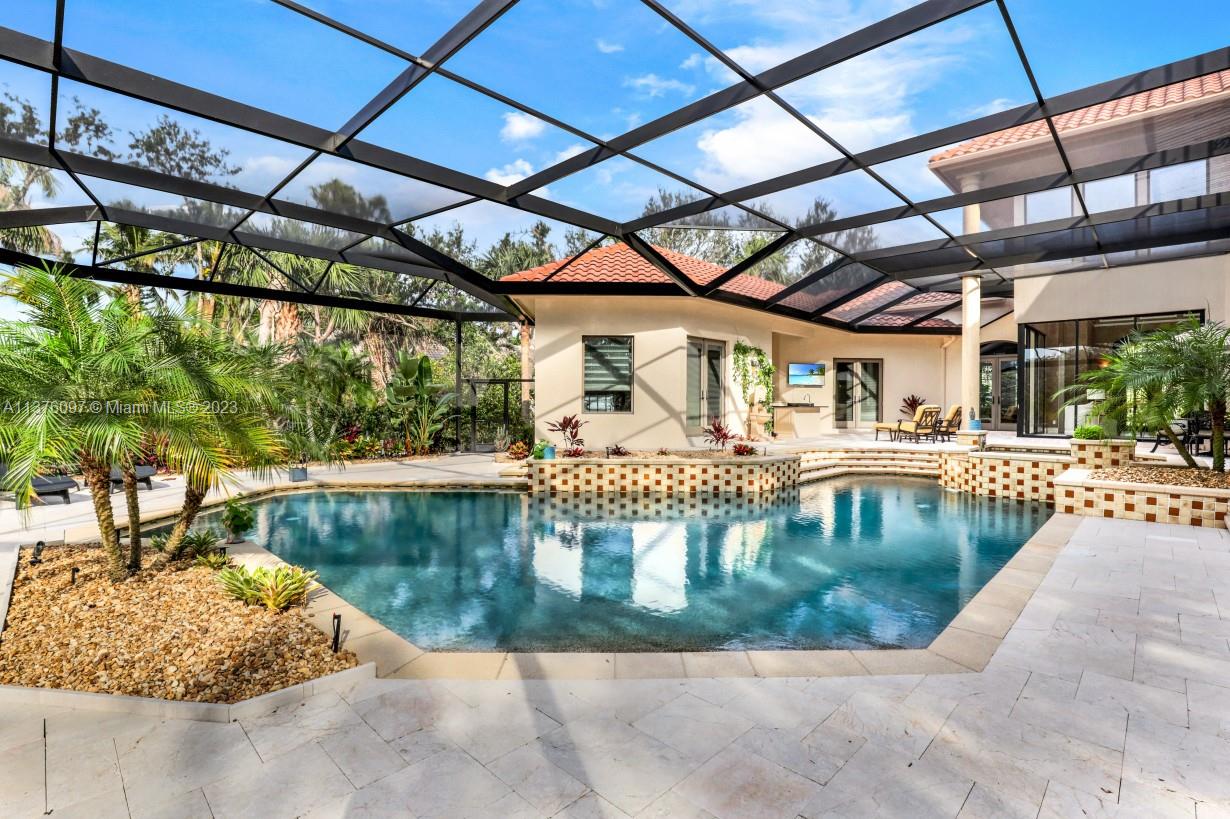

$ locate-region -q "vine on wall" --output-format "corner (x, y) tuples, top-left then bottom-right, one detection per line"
(733, 340), (775, 413)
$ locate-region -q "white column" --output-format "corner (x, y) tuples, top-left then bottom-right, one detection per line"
(961, 273), (981, 425)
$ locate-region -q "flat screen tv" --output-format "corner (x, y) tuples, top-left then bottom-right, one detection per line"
(787, 362), (825, 386)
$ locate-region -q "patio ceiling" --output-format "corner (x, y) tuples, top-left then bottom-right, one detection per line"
(0, 1), (1226, 330)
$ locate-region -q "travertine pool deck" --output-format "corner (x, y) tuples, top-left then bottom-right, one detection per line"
(6, 514), (1230, 818)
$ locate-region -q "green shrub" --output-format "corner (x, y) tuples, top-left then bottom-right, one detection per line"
(217, 564), (318, 611)
(221, 498), (256, 543)
(531, 439), (551, 459)
(1072, 424), (1106, 440)
(149, 531), (170, 553)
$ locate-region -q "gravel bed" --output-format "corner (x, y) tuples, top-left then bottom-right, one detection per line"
(1091, 465), (1230, 490)
(0, 545), (356, 703)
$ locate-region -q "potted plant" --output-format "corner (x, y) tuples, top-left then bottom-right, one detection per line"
(221, 497), (256, 544)
(532, 440), (555, 460)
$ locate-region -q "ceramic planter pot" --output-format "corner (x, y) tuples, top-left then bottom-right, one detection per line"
(289, 466), (309, 482)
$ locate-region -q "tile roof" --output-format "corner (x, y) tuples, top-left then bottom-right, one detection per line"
(930, 69), (1230, 163)
(500, 241), (786, 300)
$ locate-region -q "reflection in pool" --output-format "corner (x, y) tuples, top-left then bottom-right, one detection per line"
(193, 477), (1050, 651)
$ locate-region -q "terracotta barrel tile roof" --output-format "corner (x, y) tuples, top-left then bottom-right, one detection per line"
(501, 241), (787, 299)
(930, 68), (1230, 164)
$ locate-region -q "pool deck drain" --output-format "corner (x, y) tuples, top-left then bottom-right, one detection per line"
(230, 513), (1080, 681)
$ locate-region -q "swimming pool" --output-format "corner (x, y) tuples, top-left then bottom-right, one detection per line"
(195, 477), (1050, 652)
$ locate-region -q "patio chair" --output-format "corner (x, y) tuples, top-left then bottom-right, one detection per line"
(109, 464), (157, 494)
(874, 404), (931, 441)
(896, 406), (942, 443)
(933, 404), (962, 442)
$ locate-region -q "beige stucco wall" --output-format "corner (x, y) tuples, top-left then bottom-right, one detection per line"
(774, 324), (960, 433)
(529, 296), (785, 450)
(1013, 254), (1230, 324)
(528, 295), (973, 447)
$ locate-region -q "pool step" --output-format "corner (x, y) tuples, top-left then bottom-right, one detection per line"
(799, 463), (939, 483)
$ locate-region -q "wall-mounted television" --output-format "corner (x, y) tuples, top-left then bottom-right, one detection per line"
(787, 362), (825, 386)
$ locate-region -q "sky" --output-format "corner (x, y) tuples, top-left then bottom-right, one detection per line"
(0, 0), (1227, 255)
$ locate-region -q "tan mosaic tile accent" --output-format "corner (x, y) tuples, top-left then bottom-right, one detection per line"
(938, 452), (1071, 503)
(1055, 481), (1230, 528)
(529, 456), (800, 495)
(529, 487), (801, 520)
(1069, 440), (1136, 469)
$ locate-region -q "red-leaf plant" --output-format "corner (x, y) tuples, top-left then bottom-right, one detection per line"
(546, 414), (587, 450)
(562, 446), (587, 458)
(732, 443), (756, 456)
(702, 419), (735, 451)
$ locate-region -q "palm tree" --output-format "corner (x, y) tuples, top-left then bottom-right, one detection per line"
(1068, 318), (1230, 470)
(0, 264), (151, 578)
(155, 311), (286, 561)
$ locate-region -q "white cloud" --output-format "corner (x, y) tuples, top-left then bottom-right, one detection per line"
(958, 97), (1016, 118)
(484, 158), (535, 186)
(624, 74), (696, 98)
(595, 38), (624, 54)
(499, 111), (546, 143)
(680, 53), (703, 70)
(553, 143), (589, 163)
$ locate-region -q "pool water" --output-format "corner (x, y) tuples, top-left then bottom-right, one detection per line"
(195, 477), (1050, 651)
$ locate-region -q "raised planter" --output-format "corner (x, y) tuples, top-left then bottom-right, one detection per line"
(1055, 468), (1230, 527)
(1069, 438), (1137, 469)
(528, 454), (800, 495)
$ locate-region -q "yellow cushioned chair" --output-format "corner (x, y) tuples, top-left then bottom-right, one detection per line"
(896, 405), (942, 443)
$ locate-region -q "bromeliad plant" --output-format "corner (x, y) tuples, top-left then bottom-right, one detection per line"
(217, 564), (318, 611)
(546, 414), (587, 450)
(900, 394), (928, 418)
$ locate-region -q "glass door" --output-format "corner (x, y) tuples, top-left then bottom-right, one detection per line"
(686, 338), (725, 434)
(979, 356), (1019, 431)
(834, 359), (882, 428)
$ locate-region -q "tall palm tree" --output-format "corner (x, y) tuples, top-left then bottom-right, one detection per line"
(0, 264), (151, 578)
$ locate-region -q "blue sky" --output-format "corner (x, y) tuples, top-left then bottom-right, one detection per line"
(1, 0), (1227, 254)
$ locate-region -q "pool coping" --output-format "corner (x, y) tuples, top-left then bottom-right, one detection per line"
(234, 509), (1081, 681)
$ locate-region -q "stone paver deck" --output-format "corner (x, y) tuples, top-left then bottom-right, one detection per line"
(5, 514), (1230, 817)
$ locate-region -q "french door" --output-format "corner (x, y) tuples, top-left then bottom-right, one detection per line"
(979, 356), (1019, 431)
(686, 338), (725, 435)
(834, 359), (882, 428)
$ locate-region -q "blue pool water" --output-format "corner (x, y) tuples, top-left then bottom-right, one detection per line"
(194, 478), (1050, 651)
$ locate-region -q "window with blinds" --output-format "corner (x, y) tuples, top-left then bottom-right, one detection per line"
(582, 336), (633, 413)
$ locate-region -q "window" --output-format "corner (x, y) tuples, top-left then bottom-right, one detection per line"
(1149, 160), (1207, 203)
(583, 336), (633, 413)
(1081, 174), (1136, 214)
(1024, 187), (1073, 224)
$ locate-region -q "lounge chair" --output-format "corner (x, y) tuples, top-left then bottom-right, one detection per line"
(933, 404), (962, 442)
(109, 464), (157, 494)
(0, 464), (79, 505)
(897, 405), (942, 443)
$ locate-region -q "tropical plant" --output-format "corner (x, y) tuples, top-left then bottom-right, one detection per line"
(546, 414), (586, 450)
(217, 564), (318, 611)
(655, 447), (671, 456)
(181, 528), (222, 559)
(386, 353), (454, 455)
(506, 440), (529, 460)
(1064, 318), (1224, 469)
(1072, 424), (1106, 440)
(563, 446), (587, 458)
(194, 551), (231, 570)
(702, 419), (735, 451)
(221, 497), (256, 544)
(607, 445), (629, 457)
(732, 442), (757, 456)
(900, 394), (928, 418)
(531, 440), (551, 459)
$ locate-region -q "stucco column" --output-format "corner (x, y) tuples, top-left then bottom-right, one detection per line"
(961, 273), (981, 423)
